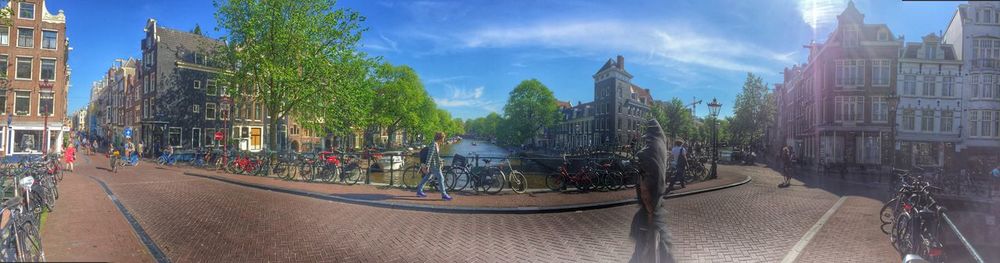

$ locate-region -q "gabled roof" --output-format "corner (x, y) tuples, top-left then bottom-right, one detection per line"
(837, 0), (864, 24)
(597, 59), (616, 73)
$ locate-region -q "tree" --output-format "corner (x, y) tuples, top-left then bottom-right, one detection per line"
(650, 98), (695, 141)
(191, 23), (204, 35)
(501, 79), (560, 146)
(729, 73), (774, 150)
(370, 62), (432, 148)
(213, 0), (374, 151)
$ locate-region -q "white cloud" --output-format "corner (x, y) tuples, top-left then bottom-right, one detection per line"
(433, 86), (499, 113)
(447, 19), (796, 74)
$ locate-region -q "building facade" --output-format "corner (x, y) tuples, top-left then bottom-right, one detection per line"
(780, 2), (902, 168)
(942, 2), (1000, 162)
(896, 34), (963, 168)
(549, 55), (652, 151)
(0, 0), (70, 155)
(138, 19), (266, 153)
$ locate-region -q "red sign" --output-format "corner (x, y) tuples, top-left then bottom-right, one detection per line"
(214, 131), (224, 141)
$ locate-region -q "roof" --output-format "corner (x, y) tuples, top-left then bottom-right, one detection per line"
(156, 26), (224, 55)
(597, 59), (616, 73)
(557, 100), (572, 109)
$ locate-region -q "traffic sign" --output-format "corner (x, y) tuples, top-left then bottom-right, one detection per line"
(124, 127), (133, 138)
(214, 131), (224, 141)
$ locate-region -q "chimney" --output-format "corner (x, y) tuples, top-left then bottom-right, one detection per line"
(616, 55), (624, 70)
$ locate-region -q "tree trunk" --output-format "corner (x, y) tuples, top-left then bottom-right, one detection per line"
(269, 111), (280, 153)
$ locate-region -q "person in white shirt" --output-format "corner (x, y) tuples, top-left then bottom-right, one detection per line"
(668, 140), (687, 190)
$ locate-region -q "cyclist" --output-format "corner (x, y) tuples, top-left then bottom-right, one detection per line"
(161, 145), (175, 165)
(124, 139), (136, 165)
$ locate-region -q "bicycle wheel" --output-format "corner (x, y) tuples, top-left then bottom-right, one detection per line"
(484, 169), (504, 195)
(605, 171), (624, 191)
(575, 173), (594, 192)
(346, 165), (365, 185)
(402, 166), (422, 189)
(450, 167), (469, 192)
(440, 169), (456, 192)
(16, 219), (44, 262)
(545, 173), (565, 191)
(508, 171), (527, 194)
(593, 170), (610, 192)
(879, 198), (899, 226)
(892, 212), (913, 253)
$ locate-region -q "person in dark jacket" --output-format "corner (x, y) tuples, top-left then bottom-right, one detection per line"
(630, 119), (675, 263)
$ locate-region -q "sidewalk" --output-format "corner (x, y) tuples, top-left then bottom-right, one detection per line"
(169, 164), (749, 212)
(40, 155), (154, 262)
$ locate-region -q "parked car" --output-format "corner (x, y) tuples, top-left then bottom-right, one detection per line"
(371, 151), (405, 172)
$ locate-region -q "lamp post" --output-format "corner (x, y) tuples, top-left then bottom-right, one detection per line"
(886, 94), (899, 181)
(40, 80), (54, 155)
(708, 98), (722, 179)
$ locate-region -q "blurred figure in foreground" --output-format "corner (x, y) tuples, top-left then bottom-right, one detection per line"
(630, 119), (675, 263)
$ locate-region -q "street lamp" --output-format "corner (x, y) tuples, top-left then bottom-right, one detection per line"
(708, 98), (722, 179)
(40, 80), (54, 155)
(886, 94), (900, 181)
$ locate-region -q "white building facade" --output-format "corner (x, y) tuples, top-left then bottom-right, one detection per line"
(942, 2), (1000, 160)
(896, 33), (963, 167)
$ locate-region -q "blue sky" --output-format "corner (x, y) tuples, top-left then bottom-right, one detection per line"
(60, 0), (962, 119)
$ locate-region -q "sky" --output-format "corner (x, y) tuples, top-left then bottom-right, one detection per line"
(58, 0), (963, 120)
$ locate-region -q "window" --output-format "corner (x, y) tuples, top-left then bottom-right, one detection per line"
(835, 59), (864, 87)
(941, 110), (954, 132)
(970, 111), (980, 137)
(15, 57), (30, 80)
(872, 60), (890, 86)
(0, 92), (5, 114)
(192, 128), (202, 149)
(38, 92), (52, 116)
(205, 128), (216, 146)
(922, 76), (936, 96)
(192, 104), (200, 113)
(193, 80), (201, 90)
(925, 44), (938, 59)
(921, 110), (935, 132)
(14, 91), (29, 116)
(0, 27), (8, 46)
(984, 74), (995, 99)
(834, 96), (863, 122)
(41, 30), (56, 50)
(206, 79), (217, 96)
(843, 26), (859, 48)
(971, 74), (980, 98)
(872, 97), (887, 123)
(40, 58), (54, 81)
(18, 3), (34, 20)
(903, 75), (916, 95)
(16, 28), (32, 48)
(169, 127), (182, 147)
(984, 111), (995, 138)
(0, 55), (7, 79)
(942, 76), (954, 97)
(205, 103), (216, 120)
(902, 109), (916, 131)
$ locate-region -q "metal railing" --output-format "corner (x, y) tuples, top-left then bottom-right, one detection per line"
(941, 212), (986, 263)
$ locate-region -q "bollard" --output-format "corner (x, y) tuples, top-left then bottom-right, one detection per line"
(364, 152), (371, 185)
(388, 153), (395, 187)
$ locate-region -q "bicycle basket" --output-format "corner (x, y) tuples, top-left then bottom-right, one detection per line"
(452, 154), (467, 167)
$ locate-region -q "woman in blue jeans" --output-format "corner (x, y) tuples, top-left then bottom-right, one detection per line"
(416, 132), (453, 201)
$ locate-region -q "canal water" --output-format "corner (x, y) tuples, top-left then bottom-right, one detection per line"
(366, 139), (553, 189)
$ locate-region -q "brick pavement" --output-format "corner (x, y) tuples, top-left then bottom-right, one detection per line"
(53, 155), (900, 262)
(40, 155), (154, 262)
(164, 164), (747, 209)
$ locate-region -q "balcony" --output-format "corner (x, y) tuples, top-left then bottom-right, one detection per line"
(971, 58), (1000, 70)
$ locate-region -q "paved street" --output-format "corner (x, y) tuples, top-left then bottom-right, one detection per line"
(44, 155), (898, 262)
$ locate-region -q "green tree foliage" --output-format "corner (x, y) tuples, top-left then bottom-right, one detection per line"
(465, 112), (502, 139)
(650, 98), (695, 141)
(729, 73), (774, 150)
(192, 23), (203, 35)
(213, 0), (374, 150)
(501, 79), (560, 146)
(371, 62), (432, 148)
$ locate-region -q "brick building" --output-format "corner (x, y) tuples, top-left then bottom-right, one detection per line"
(0, 0), (70, 155)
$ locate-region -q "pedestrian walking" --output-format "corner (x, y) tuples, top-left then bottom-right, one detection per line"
(779, 146), (793, 187)
(138, 142), (144, 159)
(415, 132), (452, 201)
(64, 144), (76, 172)
(630, 119), (675, 263)
(667, 140), (687, 191)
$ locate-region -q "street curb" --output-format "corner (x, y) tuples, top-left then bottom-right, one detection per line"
(86, 175), (171, 263)
(181, 171), (751, 214)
